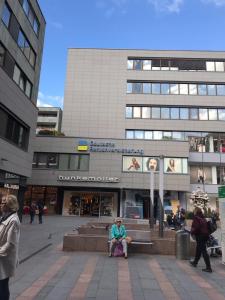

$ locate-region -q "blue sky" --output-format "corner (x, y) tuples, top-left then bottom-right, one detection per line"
(37, 0), (225, 108)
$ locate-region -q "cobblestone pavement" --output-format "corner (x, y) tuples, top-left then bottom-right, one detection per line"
(9, 216), (225, 300)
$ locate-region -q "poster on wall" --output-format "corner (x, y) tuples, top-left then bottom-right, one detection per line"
(143, 157), (159, 172)
(190, 166), (212, 184)
(123, 156), (142, 172)
(164, 158), (188, 174)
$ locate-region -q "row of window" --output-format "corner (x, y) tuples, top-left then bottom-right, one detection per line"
(127, 82), (225, 96)
(18, 0), (40, 36)
(127, 59), (225, 72)
(125, 130), (225, 152)
(0, 42), (32, 98)
(2, 2), (36, 68)
(126, 106), (225, 121)
(32, 153), (90, 171)
(0, 105), (29, 150)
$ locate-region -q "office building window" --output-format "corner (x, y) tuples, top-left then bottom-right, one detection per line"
(13, 64), (32, 98)
(21, 0), (40, 35)
(17, 30), (36, 67)
(0, 44), (6, 67)
(0, 105), (29, 150)
(1, 2), (11, 28)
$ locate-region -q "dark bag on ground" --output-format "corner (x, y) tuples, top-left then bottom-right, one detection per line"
(207, 220), (217, 234)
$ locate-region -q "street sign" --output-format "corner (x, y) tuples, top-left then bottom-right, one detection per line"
(218, 186), (225, 198)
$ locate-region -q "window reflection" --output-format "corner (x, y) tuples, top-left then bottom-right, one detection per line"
(199, 109), (208, 120)
(152, 107), (160, 119)
(143, 83), (151, 93)
(142, 107), (150, 118)
(152, 83), (160, 94)
(126, 107), (132, 118)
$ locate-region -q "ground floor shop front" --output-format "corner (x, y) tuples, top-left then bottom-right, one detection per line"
(24, 185), (210, 219)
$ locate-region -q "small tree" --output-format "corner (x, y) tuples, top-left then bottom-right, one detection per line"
(189, 187), (209, 210)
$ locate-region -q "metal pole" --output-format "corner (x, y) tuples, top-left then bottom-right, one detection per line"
(159, 156), (164, 237)
(149, 170), (154, 228)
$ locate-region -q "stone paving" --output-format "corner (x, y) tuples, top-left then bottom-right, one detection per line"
(8, 216), (225, 300)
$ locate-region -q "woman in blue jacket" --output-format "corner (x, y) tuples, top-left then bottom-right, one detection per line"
(109, 218), (128, 258)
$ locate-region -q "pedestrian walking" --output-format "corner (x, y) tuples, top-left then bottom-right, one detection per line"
(0, 195), (20, 300)
(37, 199), (44, 224)
(29, 201), (36, 224)
(190, 207), (212, 273)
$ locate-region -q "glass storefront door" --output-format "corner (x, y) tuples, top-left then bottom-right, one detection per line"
(63, 191), (117, 217)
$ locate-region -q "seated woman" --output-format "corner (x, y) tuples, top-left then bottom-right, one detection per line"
(109, 218), (128, 259)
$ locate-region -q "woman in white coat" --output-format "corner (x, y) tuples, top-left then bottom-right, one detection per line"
(0, 195), (20, 300)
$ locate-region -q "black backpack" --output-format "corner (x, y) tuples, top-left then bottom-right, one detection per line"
(207, 220), (217, 234)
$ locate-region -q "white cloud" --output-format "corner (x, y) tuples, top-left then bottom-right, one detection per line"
(49, 21), (63, 30)
(37, 92), (63, 108)
(148, 0), (184, 13)
(96, 0), (128, 17)
(201, 0), (225, 5)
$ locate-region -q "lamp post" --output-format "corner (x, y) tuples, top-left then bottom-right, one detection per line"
(159, 155), (164, 237)
(149, 169), (154, 229)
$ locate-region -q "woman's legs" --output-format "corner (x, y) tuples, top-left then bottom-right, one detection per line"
(122, 239), (128, 258)
(0, 278), (10, 300)
(109, 238), (116, 256)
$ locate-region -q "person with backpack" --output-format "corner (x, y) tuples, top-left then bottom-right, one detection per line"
(190, 207), (212, 273)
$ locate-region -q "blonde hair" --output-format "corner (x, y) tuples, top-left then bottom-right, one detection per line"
(2, 194), (19, 212)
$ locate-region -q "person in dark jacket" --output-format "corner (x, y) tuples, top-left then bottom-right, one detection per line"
(190, 207), (212, 273)
(37, 200), (44, 224)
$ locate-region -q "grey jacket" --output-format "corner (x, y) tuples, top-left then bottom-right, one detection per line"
(0, 213), (20, 280)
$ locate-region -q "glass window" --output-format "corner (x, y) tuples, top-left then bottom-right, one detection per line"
(126, 82), (132, 93)
(173, 132), (184, 140)
(152, 83), (160, 94)
(145, 131), (152, 139)
(171, 108), (179, 119)
(47, 154), (58, 168)
(133, 82), (142, 93)
(69, 155), (79, 170)
(133, 107), (141, 118)
(32, 153), (38, 168)
(13, 65), (20, 84)
(179, 84), (188, 95)
(133, 60), (142, 70)
(126, 106), (132, 118)
(153, 131), (162, 140)
(143, 83), (151, 93)
(0, 44), (5, 67)
(33, 18), (39, 35)
(161, 83), (170, 94)
(206, 61), (215, 72)
(152, 107), (160, 119)
(199, 108), (208, 120)
(127, 60), (133, 70)
(208, 109), (217, 120)
(18, 31), (25, 50)
(161, 107), (170, 119)
(143, 60), (151, 70)
(182, 159), (188, 174)
(189, 84), (197, 95)
(24, 40), (30, 60)
(161, 60), (170, 70)
(37, 153), (47, 168)
(152, 59), (160, 70)
(134, 131), (144, 139)
(2, 3), (11, 27)
(28, 9), (34, 26)
(190, 108), (198, 120)
(29, 49), (36, 67)
(59, 154), (69, 169)
(215, 62), (224, 72)
(79, 155), (89, 170)
(23, 0), (29, 14)
(207, 84), (216, 96)
(217, 85), (225, 96)
(198, 84), (207, 95)
(25, 81), (32, 98)
(19, 74), (25, 91)
(0, 107), (8, 137)
(163, 132), (172, 139)
(218, 109), (225, 120)
(170, 83), (179, 94)
(180, 108), (189, 119)
(142, 107), (150, 118)
(126, 130), (134, 139)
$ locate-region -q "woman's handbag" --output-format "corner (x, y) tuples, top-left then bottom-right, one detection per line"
(113, 242), (123, 257)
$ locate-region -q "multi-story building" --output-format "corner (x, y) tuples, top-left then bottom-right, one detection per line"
(36, 107), (62, 135)
(28, 48), (225, 218)
(0, 0), (45, 214)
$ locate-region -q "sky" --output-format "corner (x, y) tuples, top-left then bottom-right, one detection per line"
(37, 0), (225, 108)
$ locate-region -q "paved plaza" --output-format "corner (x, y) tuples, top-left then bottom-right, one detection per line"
(9, 216), (225, 300)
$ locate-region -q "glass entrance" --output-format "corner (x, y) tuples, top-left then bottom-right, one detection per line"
(63, 191), (117, 217)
